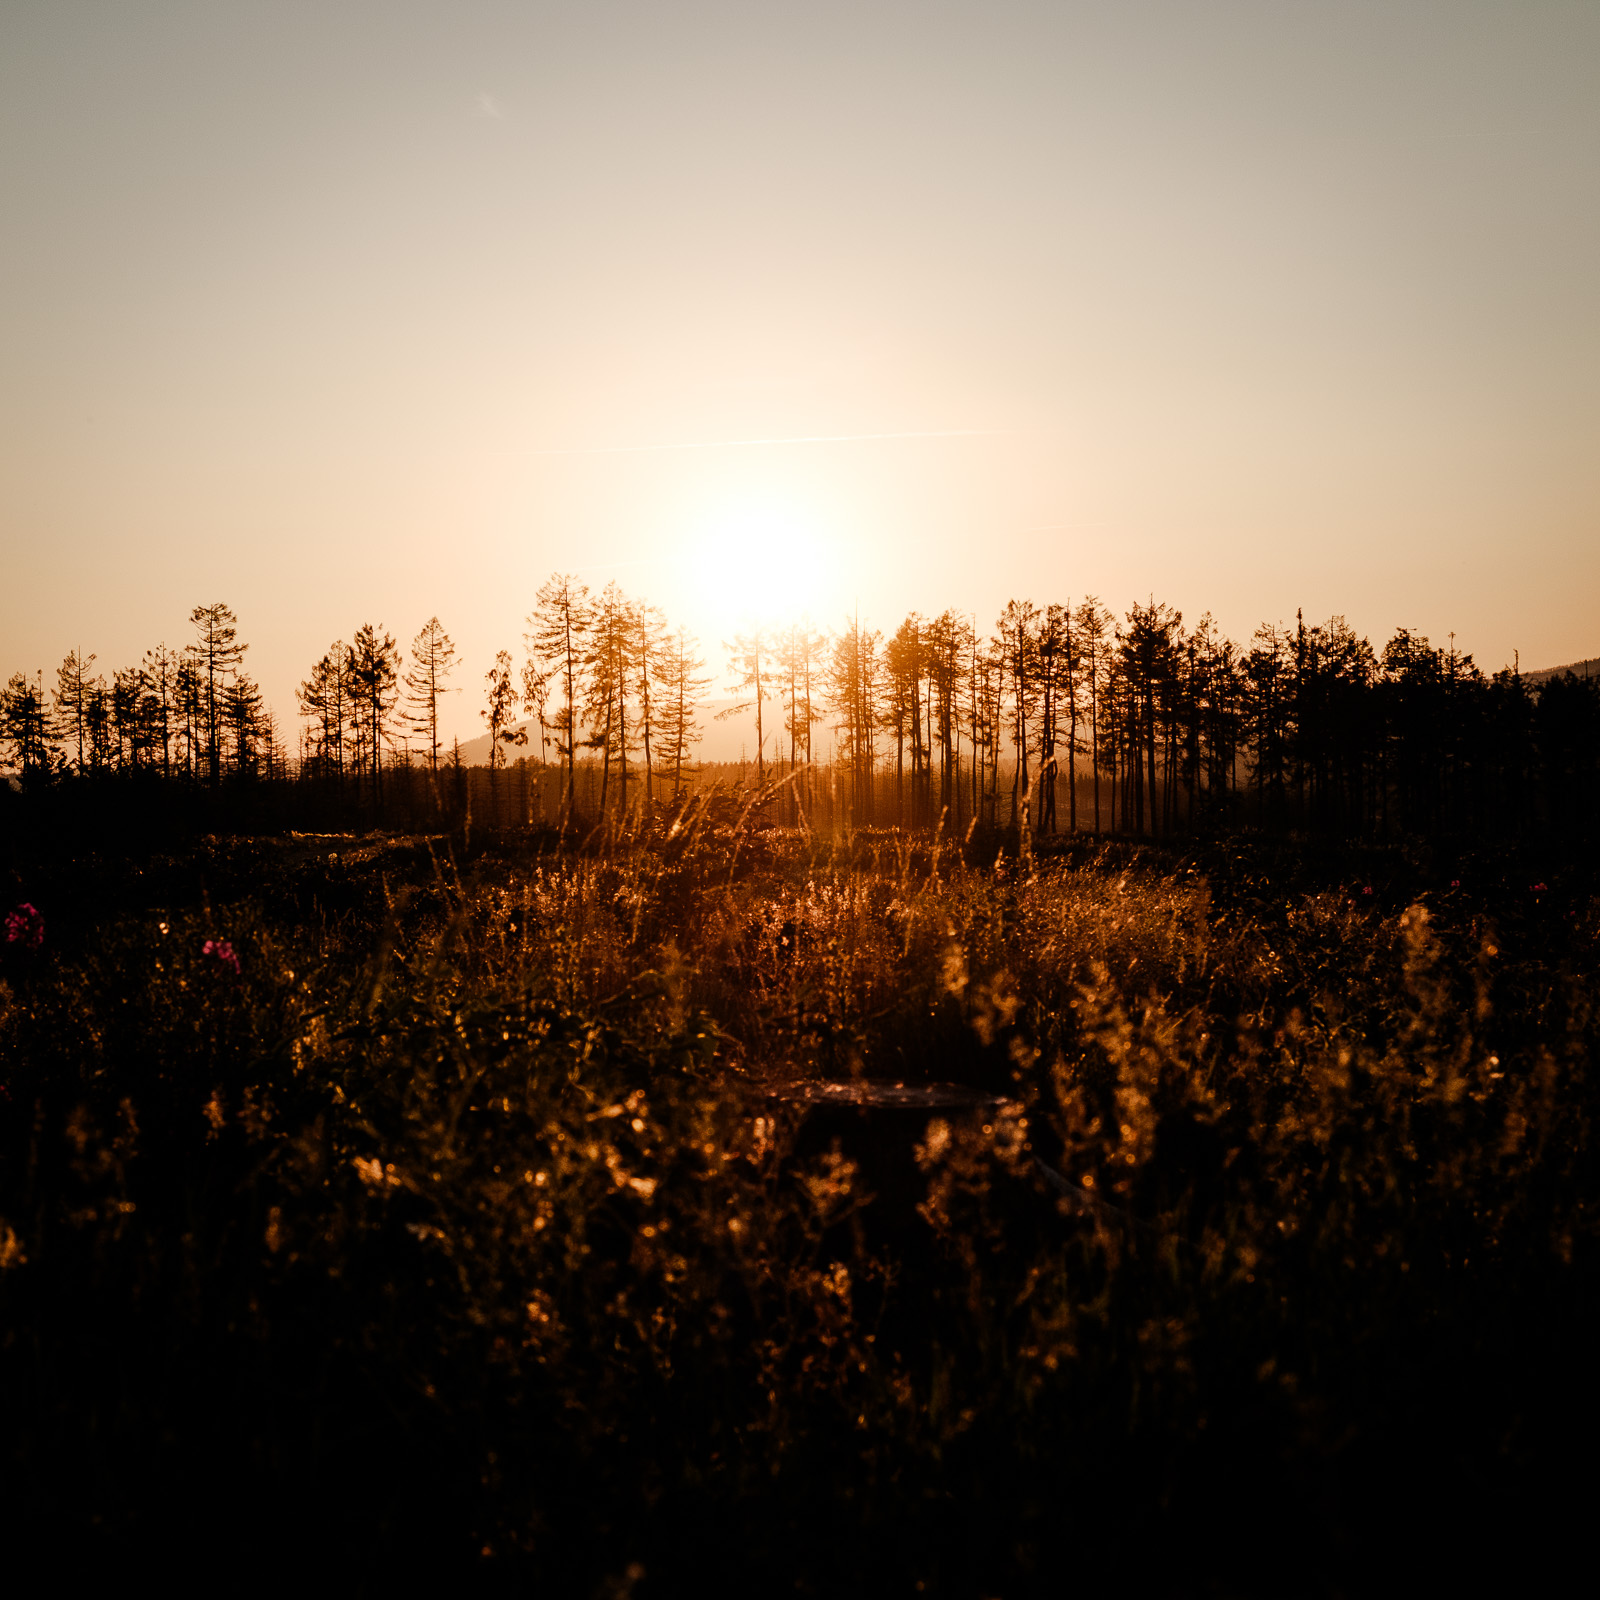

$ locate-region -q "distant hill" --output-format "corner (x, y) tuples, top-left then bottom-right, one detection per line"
(1522, 656), (1599, 685)
(448, 696), (818, 768)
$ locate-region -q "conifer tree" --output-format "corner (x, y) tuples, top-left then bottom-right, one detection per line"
(521, 658), (552, 767)
(721, 625), (774, 787)
(827, 618), (882, 825)
(656, 626), (712, 801)
(581, 584), (636, 817)
(1245, 622), (1293, 825)
(885, 616), (924, 825)
(997, 600), (1039, 828)
(528, 574), (592, 816)
(775, 620), (830, 820)
(189, 603), (247, 787)
(1, 672), (54, 778)
(223, 673), (266, 777)
(923, 610), (971, 827)
(346, 624), (402, 803)
(1073, 598), (1109, 833)
(115, 667), (142, 767)
(404, 617), (457, 773)
(630, 597), (667, 807)
(141, 645), (179, 777)
(84, 673), (113, 770)
(1119, 600), (1181, 835)
(52, 650), (96, 771)
(175, 654), (203, 779)
(297, 643), (350, 780)
(1036, 603), (1070, 832)
(482, 649), (523, 820)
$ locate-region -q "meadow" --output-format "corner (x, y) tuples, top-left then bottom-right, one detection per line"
(2, 792), (1596, 1594)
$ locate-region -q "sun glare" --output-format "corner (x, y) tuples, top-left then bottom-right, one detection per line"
(688, 499), (840, 628)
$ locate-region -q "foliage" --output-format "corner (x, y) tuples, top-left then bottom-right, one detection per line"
(0, 817), (1597, 1589)
(11, 584), (1600, 845)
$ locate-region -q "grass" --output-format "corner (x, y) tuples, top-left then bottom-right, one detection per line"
(1, 796), (1597, 1593)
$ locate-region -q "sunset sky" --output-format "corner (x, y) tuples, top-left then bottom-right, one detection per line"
(3, 1), (1597, 745)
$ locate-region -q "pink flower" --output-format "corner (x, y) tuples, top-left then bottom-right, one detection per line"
(1531, 882), (1548, 894)
(4, 903), (43, 949)
(1450, 880), (1461, 889)
(202, 937), (241, 975)
(1361, 886), (1373, 897)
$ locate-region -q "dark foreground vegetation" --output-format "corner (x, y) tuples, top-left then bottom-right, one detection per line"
(2, 793), (1597, 1594)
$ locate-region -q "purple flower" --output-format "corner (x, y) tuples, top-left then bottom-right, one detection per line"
(4, 903), (43, 949)
(202, 937), (241, 975)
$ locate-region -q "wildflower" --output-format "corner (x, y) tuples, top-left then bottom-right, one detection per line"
(1450, 880), (1461, 889)
(4, 903), (43, 949)
(202, 937), (241, 975)
(1361, 886), (1373, 897)
(0, 1221), (25, 1270)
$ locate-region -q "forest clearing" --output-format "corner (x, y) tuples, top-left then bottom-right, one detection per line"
(3, 793), (1595, 1592)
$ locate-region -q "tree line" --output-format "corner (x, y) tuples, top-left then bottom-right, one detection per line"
(2, 604), (281, 787)
(4, 580), (1596, 839)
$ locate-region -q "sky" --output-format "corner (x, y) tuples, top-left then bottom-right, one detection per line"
(2, 0), (1597, 747)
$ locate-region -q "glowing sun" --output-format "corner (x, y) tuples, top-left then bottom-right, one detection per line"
(687, 498), (841, 627)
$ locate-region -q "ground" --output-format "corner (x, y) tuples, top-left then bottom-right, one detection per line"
(2, 807), (1596, 1593)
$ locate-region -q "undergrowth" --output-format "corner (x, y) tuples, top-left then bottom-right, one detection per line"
(1, 798), (1596, 1594)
